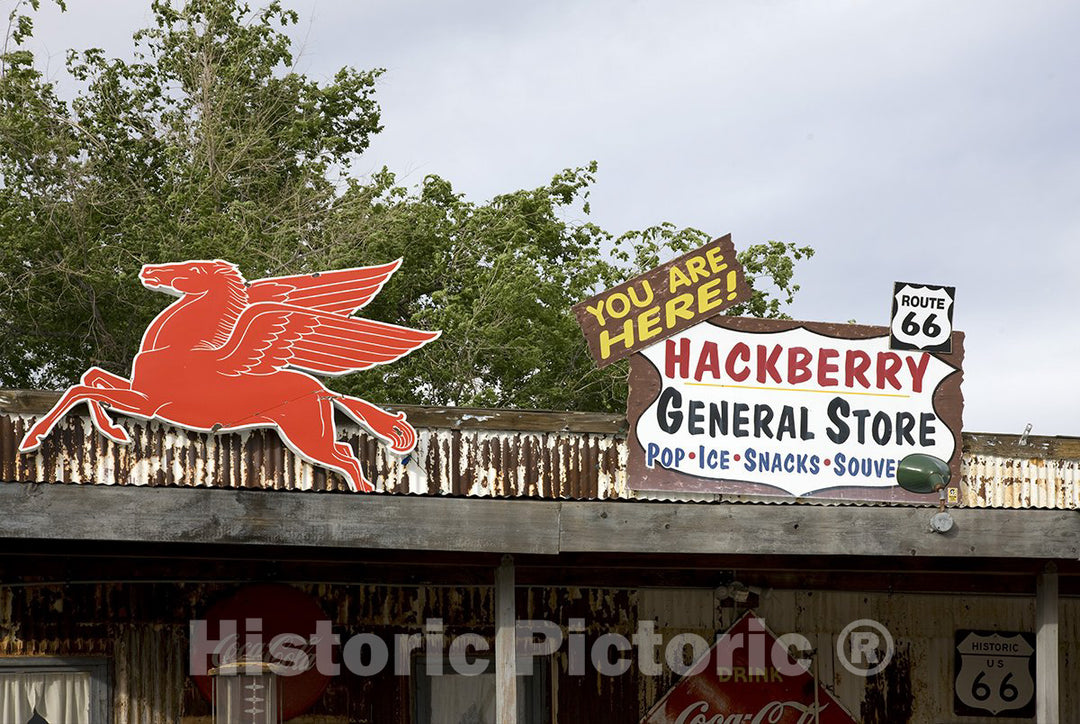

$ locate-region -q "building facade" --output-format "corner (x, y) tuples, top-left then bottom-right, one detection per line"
(1, 389), (1077, 722)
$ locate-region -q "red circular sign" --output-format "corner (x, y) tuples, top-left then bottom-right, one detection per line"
(191, 584), (332, 720)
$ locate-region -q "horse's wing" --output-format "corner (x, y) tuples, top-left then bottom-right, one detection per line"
(215, 302), (439, 377)
(213, 305), (319, 376)
(287, 313), (440, 376)
(246, 260), (401, 316)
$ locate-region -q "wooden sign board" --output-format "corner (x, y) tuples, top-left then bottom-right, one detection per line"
(627, 316), (965, 502)
(573, 235), (751, 367)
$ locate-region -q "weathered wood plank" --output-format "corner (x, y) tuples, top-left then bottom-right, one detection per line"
(0, 483), (561, 554)
(495, 555), (517, 724)
(558, 502), (1080, 559)
(393, 405), (627, 434)
(0, 389), (65, 415)
(963, 430), (1080, 459)
(1037, 564), (1060, 723)
(3, 483), (1079, 559)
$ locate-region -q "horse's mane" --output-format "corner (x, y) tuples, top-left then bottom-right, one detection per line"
(196, 261), (250, 350)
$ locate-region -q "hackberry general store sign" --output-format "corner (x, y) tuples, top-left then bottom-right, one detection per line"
(627, 317), (965, 501)
(573, 236), (966, 501)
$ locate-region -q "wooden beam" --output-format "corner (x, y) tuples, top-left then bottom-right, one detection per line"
(1037, 564), (1059, 723)
(964, 430), (1080, 459)
(3, 544), (1080, 593)
(2, 483), (1079, 560)
(558, 501), (1080, 559)
(495, 555), (517, 724)
(4, 541), (1080, 592)
(0, 483), (560, 555)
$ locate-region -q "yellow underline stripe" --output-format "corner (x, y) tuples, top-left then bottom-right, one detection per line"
(684, 382), (910, 399)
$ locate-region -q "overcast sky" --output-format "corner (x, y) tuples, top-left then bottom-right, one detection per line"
(24, 0), (1080, 436)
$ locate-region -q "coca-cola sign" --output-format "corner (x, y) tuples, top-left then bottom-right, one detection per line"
(673, 700), (827, 724)
(642, 612), (857, 724)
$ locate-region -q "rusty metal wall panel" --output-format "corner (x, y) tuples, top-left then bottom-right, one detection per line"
(962, 454), (1080, 510)
(0, 585), (185, 724)
(757, 588), (1080, 723)
(0, 581), (649, 721)
(1, 412), (630, 500)
(1, 580), (1076, 722)
(113, 625), (185, 724)
(5, 405), (1080, 509)
(1061, 596), (1080, 721)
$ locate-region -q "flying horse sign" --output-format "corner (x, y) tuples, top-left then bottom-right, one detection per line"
(19, 259), (439, 492)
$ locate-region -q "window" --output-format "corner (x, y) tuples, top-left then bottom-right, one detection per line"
(0, 658), (109, 724)
(413, 656), (549, 724)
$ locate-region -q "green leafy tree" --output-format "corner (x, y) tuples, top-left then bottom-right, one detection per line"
(0, 0), (812, 412)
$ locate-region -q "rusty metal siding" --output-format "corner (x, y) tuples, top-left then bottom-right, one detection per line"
(3, 401), (1080, 508)
(1, 411), (631, 500)
(0, 586), (185, 724)
(757, 589), (1079, 722)
(113, 626), (185, 724)
(1060, 596), (1080, 722)
(1, 580), (1077, 722)
(0, 581), (647, 722)
(962, 453), (1080, 509)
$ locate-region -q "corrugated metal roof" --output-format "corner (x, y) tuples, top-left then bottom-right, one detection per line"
(1, 389), (1078, 508)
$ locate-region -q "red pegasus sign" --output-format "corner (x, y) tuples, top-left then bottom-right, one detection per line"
(19, 259), (439, 492)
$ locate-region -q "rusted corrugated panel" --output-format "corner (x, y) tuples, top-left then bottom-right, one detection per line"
(0, 584), (185, 724)
(1061, 597), (1080, 719)
(961, 454), (1080, 509)
(0, 580), (650, 721)
(415, 428), (627, 499)
(4, 401), (1080, 508)
(113, 625), (185, 724)
(1, 412), (629, 500)
(756, 588), (1067, 723)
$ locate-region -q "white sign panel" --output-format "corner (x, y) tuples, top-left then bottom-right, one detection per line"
(891, 281), (955, 353)
(954, 631), (1036, 717)
(635, 324), (960, 497)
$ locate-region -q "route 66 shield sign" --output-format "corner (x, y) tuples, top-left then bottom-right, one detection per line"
(954, 630), (1036, 717)
(890, 282), (955, 353)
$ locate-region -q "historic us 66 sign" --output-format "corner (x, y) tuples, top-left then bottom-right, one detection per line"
(954, 630), (1036, 717)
